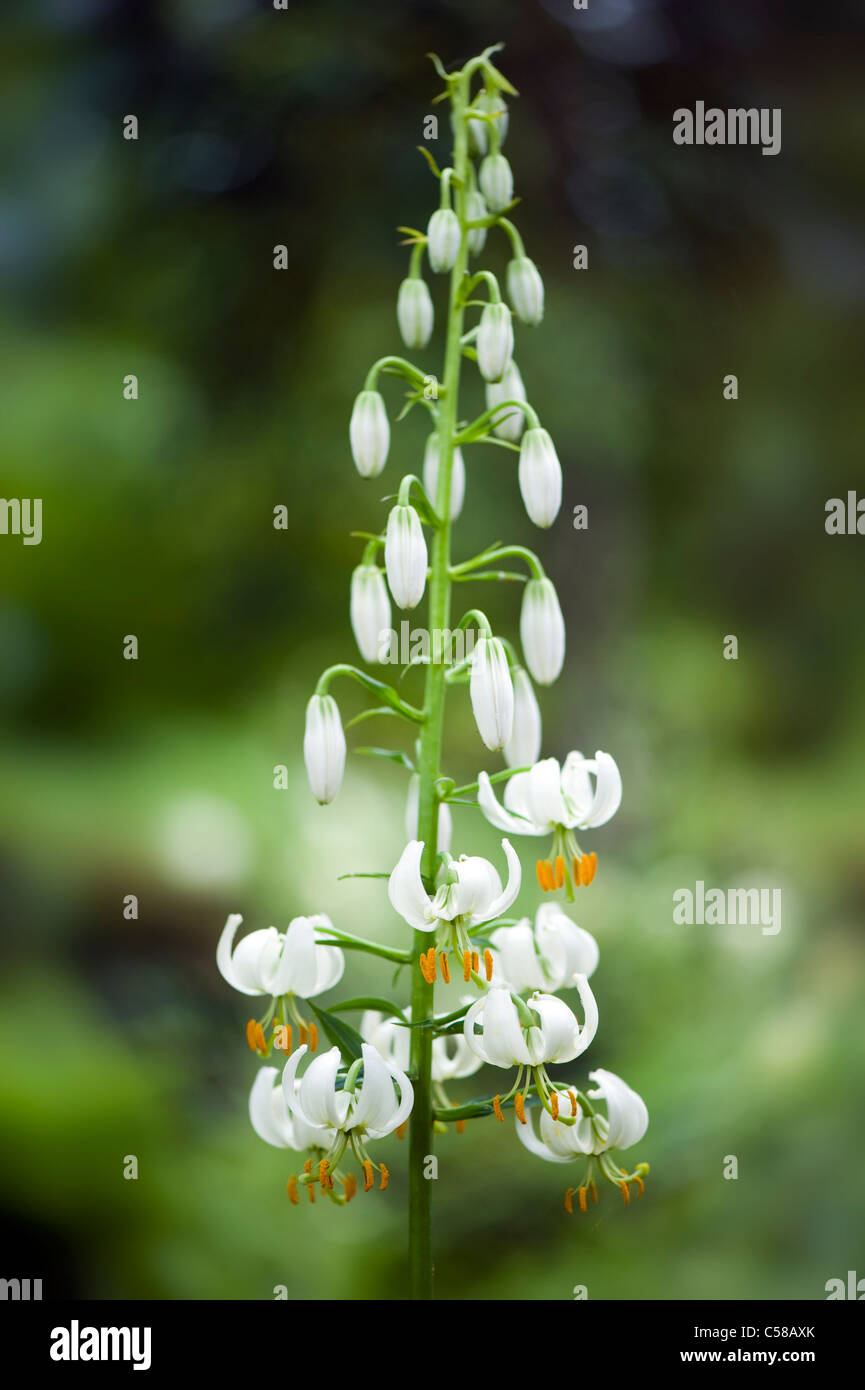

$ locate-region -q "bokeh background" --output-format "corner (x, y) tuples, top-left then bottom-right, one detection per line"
(1, 0), (863, 1301)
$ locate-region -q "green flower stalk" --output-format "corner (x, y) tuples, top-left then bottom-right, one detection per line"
(216, 44), (649, 1303)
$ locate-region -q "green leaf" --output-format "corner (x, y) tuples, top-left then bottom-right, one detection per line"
(336, 871), (390, 880)
(329, 997), (408, 1024)
(355, 746), (415, 771)
(307, 1002), (365, 1064)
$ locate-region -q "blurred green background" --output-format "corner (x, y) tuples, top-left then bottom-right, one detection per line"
(1, 0), (863, 1300)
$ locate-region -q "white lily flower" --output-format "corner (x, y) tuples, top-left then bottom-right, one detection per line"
(465, 189), (488, 256)
(249, 1066), (326, 1151)
(503, 667), (542, 769)
(384, 503), (428, 610)
(518, 427), (562, 528)
(427, 207), (461, 273)
(282, 1043), (413, 1141)
(520, 576), (565, 685)
(350, 563), (391, 664)
(349, 389), (390, 478)
(303, 693), (347, 804)
(485, 359), (526, 442)
(422, 434), (465, 520)
(476, 302), (514, 383)
(387, 837), (521, 934)
(217, 913), (344, 998)
(396, 277), (434, 349)
(470, 634), (514, 751)
(515, 1068), (649, 1211)
(478, 153), (513, 211)
(478, 752), (622, 893)
(507, 256), (544, 326)
(490, 903), (599, 992)
(405, 774), (452, 852)
(463, 980), (598, 1067)
(361, 1008), (482, 1083)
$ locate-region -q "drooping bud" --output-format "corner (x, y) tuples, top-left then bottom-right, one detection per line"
(350, 564), (391, 664)
(423, 434), (465, 520)
(396, 277), (434, 349)
(504, 668), (542, 768)
(476, 302), (514, 384)
(384, 504), (428, 610)
(518, 427), (562, 527)
(465, 190), (488, 257)
(485, 359), (526, 442)
(470, 635), (514, 751)
(478, 153), (513, 212)
(349, 390), (389, 478)
(480, 90), (509, 145)
(507, 256), (544, 326)
(426, 208), (461, 273)
(520, 577), (565, 686)
(303, 694), (346, 804)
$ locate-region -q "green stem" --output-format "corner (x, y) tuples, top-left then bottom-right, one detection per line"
(408, 66), (471, 1303)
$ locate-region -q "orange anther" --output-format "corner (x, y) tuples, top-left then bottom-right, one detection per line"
(536, 859), (548, 890)
(578, 1185), (588, 1213)
(634, 1175), (645, 1198)
(319, 1159), (330, 1190)
(343, 1174), (357, 1203)
(492, 1095), (504, 1123)
(484, 949), (493, 981)
(568, 1089), (578, 1117)
(564, 1188), (575, 1214)
(572, 856), (582, 887)
(471, 951), (479, 973)
(514, 1093), (527, 1125)
(246, 1019), (258, 1052)
(550, 1092), (560, 1121)
(362, 1160), (374, 1192)
(427, 946), (437, 978)
(581, 852), (597, 886)
(439, 951), (451, 983)
(419, 952), (432, 982)
(619, 1181), (631, 1206)
(307, 1183), (316, 1204)
(463, 949), (471, 982)
(286, 1176), (299, 1206)
(396, 1122), (407, 1140)
(455, 1119), (466, 1134)
(299, 1024), (308, 1046)
(555, 855), (565, 887)
(379, 1163), (389, 1192)
(274, 1023), (293, 1053)
(254, 1023), (267, 1053)
(308, 1021), (319, 1052)
(589, 1180), (598, 1204)
(303, 1157), (312, 1175)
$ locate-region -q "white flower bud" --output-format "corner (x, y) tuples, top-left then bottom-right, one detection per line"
(465, 190), (488, 256)
(518, 427), (562, 528)
(350, 564), (391, 664)
(480, 91), (509, 145)
(476, 302), (514, 383)
(423, 434), (465, 520)
(426, 208), (461, 273)
(466, 110), (488, 158)
(384, 504), (428, 610)
(485, 359), (526, 442)
(478, 153), (513, 212)
(507, 256), (544, 326)
(396, 277), (434, 349)
(520, 577), (565, 686)
(504, 668), (542, 768)
(470, 635), (514, 751)
(349, 390), (389, 478)
(303, 694), (346, 804)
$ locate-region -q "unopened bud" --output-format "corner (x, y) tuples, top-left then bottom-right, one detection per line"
(520, 577), (565, 686)
(465, 190), (488, 257)
(384, 504), (428, 610)
(350, 564), (391, 664)
(518, 427), (562, 528)
(303, 694), (346, 804)
(349, 390), (389, 478)
(477, 302), (514, 384)
(507, 256), (544, 326)
(396, 277), (434, 349)
(504, 668), (542, 767)
(478, 153), (513, 212)
(485, 360), (526, 442)
(423, 434), (465, 520)
(426, 208), (461, 273)
(470, 635), (514, 751)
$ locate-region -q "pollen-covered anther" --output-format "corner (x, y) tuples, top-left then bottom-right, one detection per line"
(362, 1160), (375, 1192)
(580, 852), (598, 886)
(619, 1180), (631, 1206)
(536, 858), (554, 891)
(286, 1176), (299, 1206)
(514, 1093), (527, 1125)
(555, 855), (565, 888)
(343, 1174), (358, 1202)
(379, 1164), (389, 1192)
(396, 1122), (407, 1140)
(550, 1091), (560, 1121)
(308, 1021), (319, 1052)
(462, 949), (471, 982)
(245, 1019), (258, 1052)
(439, 951), (451, 983)
(299, 1024), (308, 1046)
(303, 1158), (312, 1175)
(420, 951), (436, 983)
(484, 948), (493, 981)
(578, 1185), (588, 1213)
(307, 1184), (316, 1204)
(568, 1089), (578, 1117)
(564, 1187), (575, 1214)
(572, 856), (582, 888)
(471, 950), (479, 974)
(273, 1023), (292, 1052)
(254, 1023), (267, 1053)
(493, 1094), (504, 1123)
(455, 1119), (466, 1134)
(319, 1159), (332, 1191)
(589, 1180), (598, 1204)
(634, 1174), (645, 1198)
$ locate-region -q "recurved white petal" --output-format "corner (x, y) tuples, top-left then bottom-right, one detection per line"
(387, 839), (435, 932)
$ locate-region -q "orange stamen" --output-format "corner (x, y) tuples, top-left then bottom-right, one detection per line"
(254, 1023), (267, 1053)
(536, 859), (547, 890)
(439, 951), (450, 983)
(514, 1093), (527, 1125)
(463, 949), (471, 982)
(395, 1122), (407, 1140)
(493, 1095), (504, 1123)
(484, 948), (493, 981)
(299, 1024), (308, 1046)
(379, 1163), (389, 1192)
(427, 946), (437, 979)
(455, 1119), (466, 1134)
(619, 1181), (631, 1206)
(550, 1091), (560, 1121)
(343, 1174), (357, 1202)
(555, 855), (565, 887)
(564, 1188), (574, 1214)
(572, 856), (582, 887)
(471, 951), (479, 973)
(246, 1019), (258, 1052)
(307, 1183), (316, 1204)
(568, 1089), (578, 1117)
(419, 952), (432, 982)
(578, 1185), (588, 1213)
(319, 1159), (330, 1190)
(308, 1021), (319, 1052)
(303, 1158), (312, 1175)
(362, 1160), (374, 1193)
(286, 1176), (299, 1206)
(634, 1175), (645, 1198)
(589, 1180), (598, 1204)
(275, 1023), (293, 1052)
(581, 852), (597, 886)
